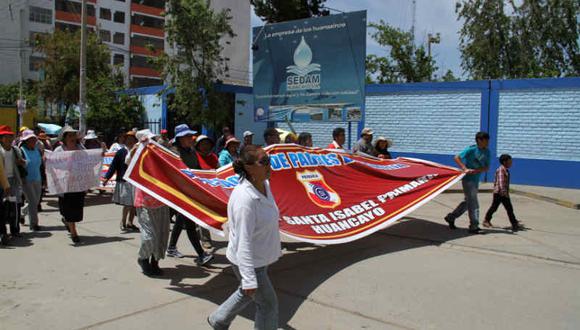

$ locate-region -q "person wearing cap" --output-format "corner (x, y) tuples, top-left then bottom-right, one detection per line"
(128, 129), (172, 276)
(263, 128), (281, 146)
(327, 127), (346, 149)
(352, 128), (376, 156)
(240, 130), (254, 151)
(54, 126), (86, 244)
(0, 125), (25, 240)
(19, 130), (43, 231)
(104, 130), (138, 232)
(374, 137), (392, 159)
(219, 136), (241, 167)
(83, 129), (105, 150)
(0, 150), (9, 245)
(165, 124), (213, 265)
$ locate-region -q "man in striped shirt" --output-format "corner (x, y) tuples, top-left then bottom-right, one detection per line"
(483, 154), (523, 231)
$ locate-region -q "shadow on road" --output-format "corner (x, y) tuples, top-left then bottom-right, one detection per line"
(161, 217), (510, 328)
(74, 235), (134, 247)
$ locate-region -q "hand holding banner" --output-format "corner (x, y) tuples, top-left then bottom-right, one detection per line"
(45, 149), (104, 194)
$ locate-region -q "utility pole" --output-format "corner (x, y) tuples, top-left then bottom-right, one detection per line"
(78, 0), (88, 133)
(410, 0), (416, 48)
(17, 7), (26, 128)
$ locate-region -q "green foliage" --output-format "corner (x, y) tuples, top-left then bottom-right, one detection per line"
(457, 0), (580, 79)
(0, 81), (39, 106)
(441, 69), (460, 82)
(156, 0), (234, 130)
(35, 29), (143, 135)
(251, 0), (329, 23)
(366, 21), (438, 84)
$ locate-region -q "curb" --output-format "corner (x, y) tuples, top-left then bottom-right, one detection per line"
(443, 188), (580, 210)
(510, 190), (580, 210)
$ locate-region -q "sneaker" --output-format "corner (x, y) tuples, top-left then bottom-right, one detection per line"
(468, 227), (485, 235)
(166, 248), (184, 258)
(196, 253), (214, 266)
(444, 215), (457, 229)
(512, 221), (525, 232)
(201, 240), (213, 249)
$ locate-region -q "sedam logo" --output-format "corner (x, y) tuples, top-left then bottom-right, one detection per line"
(296, 170), (340, 208)
(286, 36), (321, 90)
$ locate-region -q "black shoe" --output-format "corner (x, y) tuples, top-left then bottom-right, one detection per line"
(138, 258), (152, 276)
(71, 235), (81, 244)
(468, 227), (485, 234)
(0, 235), (9, 246)
(444, 215), (457, 229)
(150, 257), (163, 276)
(31, 225), (41, 231)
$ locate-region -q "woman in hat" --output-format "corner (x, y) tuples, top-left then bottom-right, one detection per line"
(104, 130), (138, 232)
(218, 136), (240, 167)
(0, 125), (25, 239)
(374, 137), (392, 159)
(54, 126), (86, 244)
(19, 130), (43, 231)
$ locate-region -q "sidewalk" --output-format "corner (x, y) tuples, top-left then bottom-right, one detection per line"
(1, 186), (579, 330)
(446, 182), (580, 209)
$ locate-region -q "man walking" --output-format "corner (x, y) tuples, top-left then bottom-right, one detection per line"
(445, 132), (491, 234)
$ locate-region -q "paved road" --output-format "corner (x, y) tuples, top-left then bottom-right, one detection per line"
(1, 189), (579, 330)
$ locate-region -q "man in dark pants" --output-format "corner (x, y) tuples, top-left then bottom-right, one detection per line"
(166, 124), (213, 266)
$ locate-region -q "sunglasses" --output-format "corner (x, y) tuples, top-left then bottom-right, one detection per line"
(252, 155), (270, 167)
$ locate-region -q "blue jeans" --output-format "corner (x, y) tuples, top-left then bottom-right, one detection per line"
(447, 179), (480, 229)
(209, 265), (278, 330)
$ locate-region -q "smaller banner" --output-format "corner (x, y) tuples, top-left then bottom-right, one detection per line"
(45, 149), (104, 194)
(100, 152), (117, 190)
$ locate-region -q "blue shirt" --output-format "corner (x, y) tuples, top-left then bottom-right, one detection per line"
(21, 146), (42, 182)
(458, 145), (490, 183)
(219, 149), (236, 167)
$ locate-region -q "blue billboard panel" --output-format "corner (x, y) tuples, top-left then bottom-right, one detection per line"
(252, 11), (366, 122)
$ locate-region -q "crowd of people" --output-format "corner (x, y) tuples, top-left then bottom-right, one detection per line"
(0, 122), (524, 329)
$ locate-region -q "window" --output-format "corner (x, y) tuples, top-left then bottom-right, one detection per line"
(99, 8), (111, 20)
(113, 32), (125, 45)
(113, 11), (125, 23)
(131, 77), (162, 88)
(99, 29), (111, 42)
(130, 55), (155, 69)
(29, 32), (48, 46)
(29, 6), (52, 24)
(131, 14), (164, 29)
(113, 54), (125, 65)
(55, 0), (95, 17)
(131, 35), (164, 50)
(29, 56), (44, 72)
(132, 0), (165, 9)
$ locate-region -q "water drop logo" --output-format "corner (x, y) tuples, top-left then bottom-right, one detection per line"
(286, 37), (321, 90)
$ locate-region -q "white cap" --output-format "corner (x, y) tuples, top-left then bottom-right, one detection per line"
(243, 130), (254, 138)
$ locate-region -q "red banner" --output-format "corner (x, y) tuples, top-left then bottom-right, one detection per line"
(125, 142), (463, 244)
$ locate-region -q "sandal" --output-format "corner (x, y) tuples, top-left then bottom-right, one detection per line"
(127, 224), (140, 231)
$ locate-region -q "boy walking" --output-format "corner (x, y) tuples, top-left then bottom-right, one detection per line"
(445, 132), (491, 234)
(483, 154), (523, 231)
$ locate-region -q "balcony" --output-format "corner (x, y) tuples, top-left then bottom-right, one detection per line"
(130, 3), (163, 17)
(55, 10), (96, 25)
(130, 45), (162, 56)
(130, 24), (164, 38)
(130, 66), (160, 78)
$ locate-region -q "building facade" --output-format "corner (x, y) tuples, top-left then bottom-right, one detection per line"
(0, 0), (250, 87)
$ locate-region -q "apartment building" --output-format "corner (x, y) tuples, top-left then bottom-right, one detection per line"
(0, 0), (250, 87)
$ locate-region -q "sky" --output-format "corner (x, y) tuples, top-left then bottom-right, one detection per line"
(250, 0), (464, 79)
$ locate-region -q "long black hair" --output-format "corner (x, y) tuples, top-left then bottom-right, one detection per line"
(232, 144), (262, 181)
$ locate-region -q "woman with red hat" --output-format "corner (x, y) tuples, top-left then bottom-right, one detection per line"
(0, 125), (25, 242)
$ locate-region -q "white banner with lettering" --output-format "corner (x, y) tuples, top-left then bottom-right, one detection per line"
(45, 149), (103, 194)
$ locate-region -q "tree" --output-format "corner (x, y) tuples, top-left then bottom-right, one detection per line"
(155, 0), (234, 130)
(36, 30), (111, 120)
(251, 0), (329, 23)
(441, 69), (460, 82)
(36, 30), (143, 137)
(457, 0), (580, 79)
(366, 21), (438, 84)
(0, 81), (38, 106)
